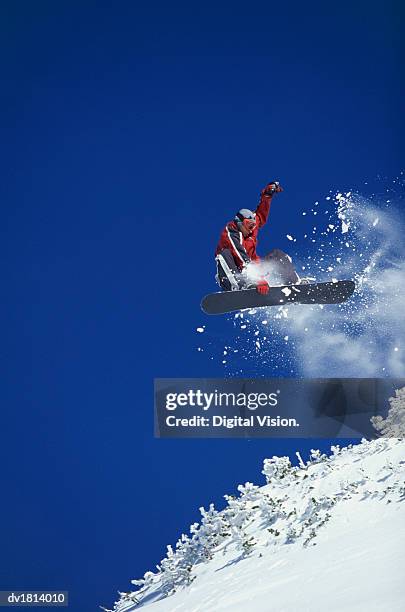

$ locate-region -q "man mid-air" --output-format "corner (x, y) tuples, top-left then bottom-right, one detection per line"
(215, 181), (300, 294)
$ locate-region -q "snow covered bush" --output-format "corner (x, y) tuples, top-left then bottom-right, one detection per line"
(262, 455), (292, 483)
(371, 386), (405, 437)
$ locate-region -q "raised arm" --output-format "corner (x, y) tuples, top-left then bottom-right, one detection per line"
(255, 181), (283, 228)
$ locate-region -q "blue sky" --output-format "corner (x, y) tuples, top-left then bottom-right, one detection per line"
(1, 1), (404, 610)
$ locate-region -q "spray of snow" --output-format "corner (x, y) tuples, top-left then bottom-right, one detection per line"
(282, 189), (405, 376)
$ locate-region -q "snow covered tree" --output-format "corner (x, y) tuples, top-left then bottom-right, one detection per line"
(262, 455), (292, 484)
(371, 386), (405, 437)
(197, 503), (230, 558)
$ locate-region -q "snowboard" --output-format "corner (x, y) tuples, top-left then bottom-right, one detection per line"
(201, 280), (355, 315)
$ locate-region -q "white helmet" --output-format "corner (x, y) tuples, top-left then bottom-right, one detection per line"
(235, 208), (256, 224)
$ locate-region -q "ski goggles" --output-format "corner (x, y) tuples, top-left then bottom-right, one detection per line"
(235, 210), (256, 224)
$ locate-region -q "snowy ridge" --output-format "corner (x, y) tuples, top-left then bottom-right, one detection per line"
(109, 436), (405, 612)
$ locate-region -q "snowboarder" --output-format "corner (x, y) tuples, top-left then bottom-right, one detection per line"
(215, 181), (300, 294)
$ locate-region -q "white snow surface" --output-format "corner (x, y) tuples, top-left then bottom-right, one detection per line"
(111, 438), (405, 612)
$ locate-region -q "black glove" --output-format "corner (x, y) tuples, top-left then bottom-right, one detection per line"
(262, 181), (283, 196)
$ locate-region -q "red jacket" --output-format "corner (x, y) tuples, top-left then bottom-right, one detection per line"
(215, 192), (273, 270)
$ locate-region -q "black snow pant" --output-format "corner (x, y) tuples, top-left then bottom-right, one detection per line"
(216, 248), (299, 291)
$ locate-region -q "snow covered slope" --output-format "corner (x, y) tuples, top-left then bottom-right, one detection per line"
(110, 438), (405, 612)
(109, 392), (405, 612)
